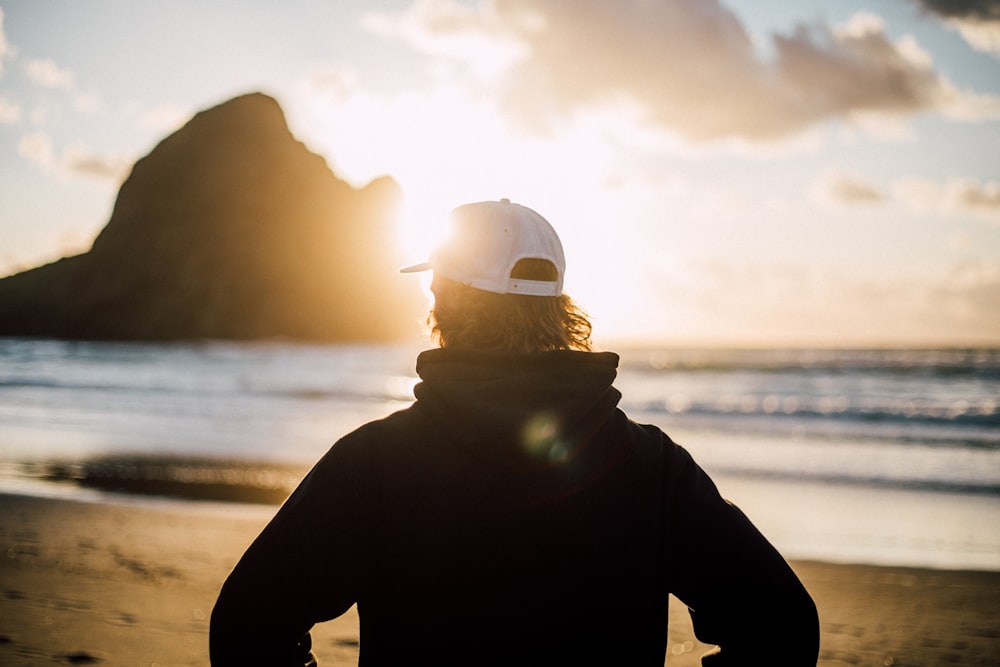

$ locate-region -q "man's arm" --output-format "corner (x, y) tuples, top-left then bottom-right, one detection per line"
(210, 443), (366, 666)
(665, 442), (819, 666)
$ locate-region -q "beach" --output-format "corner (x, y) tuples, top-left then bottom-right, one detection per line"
(1, 492), (997, 666)
(1, 341), (997, 664)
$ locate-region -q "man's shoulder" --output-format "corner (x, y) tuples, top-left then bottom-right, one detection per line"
(359, 403), (424, 432)
(608, 409), (695, 467)
(610, 409), (677, 445)
(304, 407), (426, 484)
(328, 404), (426, 452)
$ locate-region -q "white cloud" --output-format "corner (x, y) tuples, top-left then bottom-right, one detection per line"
(767, 13), (954, 123)
(0, 6), (12, 75)
(823, 174), (885, 205)
(372, 1), (998, 141)
(18, 130), (130, 182)
(124, 100), (192, 132)
(913, 0), (1000, 58)
(952, 17), (1000, 55)
(28, 103), (50, 127)
(893, 176), (944, 212)
(17, 131), (54, 169)
(24, 58), (74, 89)
(893, 176), (1000, 222)
(931, 259), (1000, 331)
(306, 65), (359, 100)
(951, 179), (1000, 219)
(0, 95), (20, 123)
(72, 92), (105, 115)
(362, 0), (529, 79)
(647, 257), (1000, 344)
(938, 84), (1000, 121)
(63, 144), (131, 182)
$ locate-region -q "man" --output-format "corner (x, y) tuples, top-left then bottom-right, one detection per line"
(210, 199), (819, 665)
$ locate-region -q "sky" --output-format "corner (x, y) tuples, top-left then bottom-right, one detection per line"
(1, 0), (998, 346)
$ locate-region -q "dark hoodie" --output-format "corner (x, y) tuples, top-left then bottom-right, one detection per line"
(210, 349), (818, 665)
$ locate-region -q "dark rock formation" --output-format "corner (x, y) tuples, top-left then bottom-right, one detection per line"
(0, 92), (426, 341)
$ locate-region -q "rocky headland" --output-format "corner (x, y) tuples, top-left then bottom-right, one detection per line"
(0, 93), (424, 341)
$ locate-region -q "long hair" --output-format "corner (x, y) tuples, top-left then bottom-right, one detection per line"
(428, 259), (593, 353)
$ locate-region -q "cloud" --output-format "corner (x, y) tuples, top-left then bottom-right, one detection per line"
(124, 100), (192, 132)
(65, 156), (128, 181)
(952, 179), (1000, 217)
(17, 131), (54, 169)
(925, 258), (1000, 335)
(0, 6), (12, 75)
(825, 174), (885, 204)
(361, 0), (528, 78)
(913, 0), (1000, 57)
(373, 1), (995, 141)
(306, 65), (359, 99)
(650, 257), (1000, 344)
(18, 130), (130, 182)
(0, 94), (20, 123)
(63, 144), (131, 182)
(918, 0), (1000, 21)
(939, 85), (1000, 121)
(894, 177), (1000, 221)
(24, 57), (74, 88)
(72, 92), (105, 114)
(772, 14), (944, 116)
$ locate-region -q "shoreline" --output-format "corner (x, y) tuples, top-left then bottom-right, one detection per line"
(1, 492), (998, 666)
(4, 453), (999, 573)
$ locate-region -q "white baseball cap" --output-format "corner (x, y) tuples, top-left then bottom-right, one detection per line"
(400, 199), (565, 297)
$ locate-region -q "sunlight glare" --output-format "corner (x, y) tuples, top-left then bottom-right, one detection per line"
(290, 73), (700, 342)
(395, 193), (452, 269)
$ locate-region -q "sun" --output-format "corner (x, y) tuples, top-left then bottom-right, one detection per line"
(392, 192), (454, 299)
(297, 74), (662, 340)
(394, 192), (452, 270)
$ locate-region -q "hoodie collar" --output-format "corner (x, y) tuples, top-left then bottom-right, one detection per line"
(412, 348), (622, 465)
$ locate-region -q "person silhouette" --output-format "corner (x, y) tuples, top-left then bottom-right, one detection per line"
(211, 199), (818, 665)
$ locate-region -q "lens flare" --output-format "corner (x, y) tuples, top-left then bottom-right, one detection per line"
(521, 412), (568, 462)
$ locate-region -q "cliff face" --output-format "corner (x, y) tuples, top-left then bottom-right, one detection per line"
(0, 93), (425, 342)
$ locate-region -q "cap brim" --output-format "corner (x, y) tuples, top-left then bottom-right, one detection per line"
(399, 261), (432, 274)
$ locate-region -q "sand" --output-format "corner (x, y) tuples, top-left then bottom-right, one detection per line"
(1, 491), (997, 666)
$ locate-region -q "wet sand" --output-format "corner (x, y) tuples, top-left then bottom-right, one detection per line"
(0, 492), (997, 666)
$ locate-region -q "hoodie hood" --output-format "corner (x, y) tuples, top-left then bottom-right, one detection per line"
(412, 348), (622, 466)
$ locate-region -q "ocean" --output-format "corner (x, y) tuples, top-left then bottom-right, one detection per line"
(1, 338), (997, 571)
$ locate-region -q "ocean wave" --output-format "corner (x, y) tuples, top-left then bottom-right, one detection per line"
(624, 397), (1000, 431)
(712, 466), (1000, 496)
(618, 347), (1000, 377)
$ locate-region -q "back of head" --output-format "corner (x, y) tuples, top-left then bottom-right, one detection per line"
(401, 199), (593, 353)
(429, 261), (593, 352)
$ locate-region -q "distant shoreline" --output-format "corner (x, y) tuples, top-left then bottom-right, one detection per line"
(4, 449), (998, 509)
(3, 333), (1000, 349)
